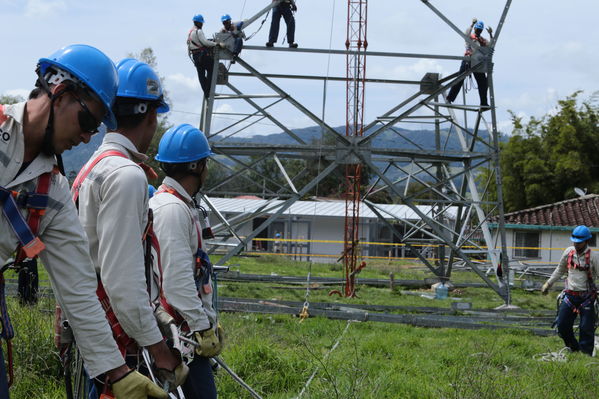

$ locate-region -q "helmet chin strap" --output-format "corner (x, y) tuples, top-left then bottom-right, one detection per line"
(188, 161), (206, 197)
(37, 75), (71, 175)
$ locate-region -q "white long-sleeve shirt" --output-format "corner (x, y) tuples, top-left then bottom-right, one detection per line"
(0, 102), (124, 377)
(77, 133), (162, 346)
(188, 27), (217, 51)
(546, 246), (599, 292)
(150, 177), (216, 332)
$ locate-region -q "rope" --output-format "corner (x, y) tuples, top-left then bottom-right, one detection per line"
(296, 320), (353, 398)
(533, 347), (572, 362)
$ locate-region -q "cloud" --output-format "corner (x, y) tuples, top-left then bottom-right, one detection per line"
(166, 73), (198, 91)
(25, 0), (66, 17)
(4, 88), (30, 100)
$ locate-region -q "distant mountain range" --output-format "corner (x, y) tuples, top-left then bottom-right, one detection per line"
(62, 125), (503, 177)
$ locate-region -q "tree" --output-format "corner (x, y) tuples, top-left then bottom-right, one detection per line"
(128, 48), (173, 184)
(0, 94), (24, 104)
(495, 91), (599, 212)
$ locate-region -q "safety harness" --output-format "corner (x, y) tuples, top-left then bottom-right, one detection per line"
(188, 28), (208, 54)
(562, 249), (597, 314)
(71, 150), (162, 355)
(0, 104), (61, 390)
(154, 184), (214, 332)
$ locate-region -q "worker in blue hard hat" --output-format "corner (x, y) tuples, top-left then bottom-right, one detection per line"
(446, 18), (493, 109)
(1, 44), (169, 398)
(74, 58), (190, 394)
(188, 14), (225, 98)
(150, 124), (223, 398)
(266, 0), (298, 48)
(542, 225), (599, 356)
(220, 13), (246, 59)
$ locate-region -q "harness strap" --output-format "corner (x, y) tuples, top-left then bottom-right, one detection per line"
(154, 185), (213, 328)
(72, 150), (128, 202)
(0, 104), (7, 125)
(566, 249), (596, 293)
(72, 150), (161, 354)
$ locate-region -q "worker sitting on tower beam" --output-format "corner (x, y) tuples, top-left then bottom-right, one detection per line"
(446, 18), (493, 110)
(220, 14), (247, 59)
(266, 0), (298, 48)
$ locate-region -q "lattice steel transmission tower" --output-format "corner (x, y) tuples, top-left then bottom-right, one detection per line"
(342, 0), (368, 298)
(200, 0), (514, 304)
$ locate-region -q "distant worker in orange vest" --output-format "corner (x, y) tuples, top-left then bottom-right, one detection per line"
(188, 14), (224, 98)
(266, 0), (298, 48)
(542, 225), (599, 356)
(446, 18), (493, 109)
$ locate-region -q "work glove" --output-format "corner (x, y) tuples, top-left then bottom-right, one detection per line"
(487, 26), (493, 34)
(157, 360), (189, 392)
(291, 3), (297, 11)
(111, 369), (168, 399)
(541, 282), (550, 295)
(194, 327), (221, 357)
(472, 17), (477, 25)
(218, 42), (226, 48)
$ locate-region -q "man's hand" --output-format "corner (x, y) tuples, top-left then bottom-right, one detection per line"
(291, 3), (298, 12)
(194, 328), (221, 357)
(218, 42), (226, 48)
(111, 369), (168, 399)
(472, 17), (478, 25)
(487, 26), (493, 35)
(541, 282), (550, 295)
(156, 353), (189, 392)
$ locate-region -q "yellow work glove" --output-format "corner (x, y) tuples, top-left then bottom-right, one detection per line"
(194, 328), (220, 357)
(217, 323), (226, 352)
(541, 282), (550, 295)
(111, 369), (168, 399)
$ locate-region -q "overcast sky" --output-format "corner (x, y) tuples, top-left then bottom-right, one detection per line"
(1, 0), (597, 137)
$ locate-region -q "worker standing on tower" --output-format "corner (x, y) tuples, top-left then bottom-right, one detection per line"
(188, 14), (223, 98)
(151, 124), (223, 398)
(541, 225), (599, 356)
(266, 0), (298, 48)
(73, 58), (188, 394)
(446, 18), (492, 109)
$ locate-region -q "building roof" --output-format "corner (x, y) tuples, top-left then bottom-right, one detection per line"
(502, 194), (599, 228)
(201, 197), (457, 221)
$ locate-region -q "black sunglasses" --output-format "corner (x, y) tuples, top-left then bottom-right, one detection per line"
(72, 93), (102, 134)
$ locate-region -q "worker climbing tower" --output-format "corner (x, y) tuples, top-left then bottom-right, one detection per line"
(199, 0), (514, 304)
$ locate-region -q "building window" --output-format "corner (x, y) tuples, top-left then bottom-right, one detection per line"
(514, 231), (540, 258)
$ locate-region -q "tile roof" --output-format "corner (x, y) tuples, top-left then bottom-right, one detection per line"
(502, 195), (599, 227)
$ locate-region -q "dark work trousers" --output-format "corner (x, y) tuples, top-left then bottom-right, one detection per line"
(0, 345), (8, 398)
(192, 51), (214, 98)
(182, 356), (217, 399)
(556, 293), (596, 355)
(17, 258), (38, 305)
(446, 60), (489, 106)
(268, 5), (295, 45)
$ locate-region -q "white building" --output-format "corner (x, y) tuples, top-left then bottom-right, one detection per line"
(201, 196), (456, 262)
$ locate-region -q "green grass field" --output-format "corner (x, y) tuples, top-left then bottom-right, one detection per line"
(6, 256), (599, 398)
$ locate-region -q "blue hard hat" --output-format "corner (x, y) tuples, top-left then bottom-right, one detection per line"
(221, 14), (232, 22)
(156, 124), (213, 163)
(474, 21), (484, 30)
(571, 225), (592, 243)
(115, 58), (169, 113)
(148, 184), (157, 198)
(193, 14), (204, 23)
(38, 44), (118, 130)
